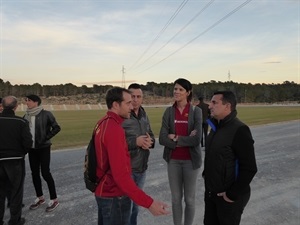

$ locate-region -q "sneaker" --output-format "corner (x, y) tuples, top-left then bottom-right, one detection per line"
(18, 218), (25, 225)
(45, 200), (59, 212)
(29, 198), (45, 210)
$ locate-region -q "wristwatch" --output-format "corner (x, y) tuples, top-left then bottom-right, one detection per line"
(173, 135), (178, 142)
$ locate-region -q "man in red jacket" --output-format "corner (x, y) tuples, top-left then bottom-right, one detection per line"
(94, 87), (169, 225)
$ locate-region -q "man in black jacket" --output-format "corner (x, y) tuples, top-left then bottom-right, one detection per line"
(0, 96), (32, 225)
(203, 91), (257, 225)
(1, 97), (25, 210)
(122, 83), (155, 225)
(24, 95), (61, 212)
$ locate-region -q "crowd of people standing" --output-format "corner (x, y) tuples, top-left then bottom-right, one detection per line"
(0, 78), (257, 225)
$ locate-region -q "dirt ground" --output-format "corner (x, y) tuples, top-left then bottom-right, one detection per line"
(3, 120), (300, 225)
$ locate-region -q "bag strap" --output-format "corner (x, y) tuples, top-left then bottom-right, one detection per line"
(92, 121), (109, 184)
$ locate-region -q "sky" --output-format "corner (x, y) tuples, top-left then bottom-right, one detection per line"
(0, 0), (299, 87)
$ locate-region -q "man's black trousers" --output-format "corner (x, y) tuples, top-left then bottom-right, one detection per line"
(203, 190), (250, 225)
(0, 159), (25, 225)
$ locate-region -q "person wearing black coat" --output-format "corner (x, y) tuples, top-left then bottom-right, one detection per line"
(24, 95), (61, 213)
(0, 96), (32, 225)
(196, 96), (210, 147)
(203, 91), (257, 225)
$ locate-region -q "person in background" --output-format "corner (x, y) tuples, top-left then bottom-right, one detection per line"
(24, 94), (61, 212)
(196, 96), (210, 147)
(94, 87), (169, 225)
(122, 83), (155, 225)
(203, 91), (257, 225)
(159, 78), (202, 225)
(0, 98), (3, 113)
(0, 96), (32, 225)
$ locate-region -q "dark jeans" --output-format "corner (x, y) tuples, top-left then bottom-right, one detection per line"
(0, 159), (25, 225)
(28, 146), (57, 200)
(96, 196), (132, 225)
(201, 123), (208, 147)
(204, 191), (250, 225)
(129, 172), (146, 225)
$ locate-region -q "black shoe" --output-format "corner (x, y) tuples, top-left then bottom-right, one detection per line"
(18, 218), (25, 225)
(8, 217), (25, 225)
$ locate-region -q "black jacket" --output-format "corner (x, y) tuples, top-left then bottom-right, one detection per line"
(30, 109), (61, 149)
(122, 107), (155, 173)
(0, 109), (32, 159)
(203, 110), (257, 201)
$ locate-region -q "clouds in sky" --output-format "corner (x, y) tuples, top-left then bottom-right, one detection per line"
(1, 0), (298, 86)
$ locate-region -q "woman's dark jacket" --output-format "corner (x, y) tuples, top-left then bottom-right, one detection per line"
(159, 105), (202, 170)
(31, 109), (61, 149)
(122, 107), (155, 173)
(203, 110), (257, 201)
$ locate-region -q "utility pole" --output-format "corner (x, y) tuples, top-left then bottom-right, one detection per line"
(228, 70), (231, 81)
(121, 65), (126, 88)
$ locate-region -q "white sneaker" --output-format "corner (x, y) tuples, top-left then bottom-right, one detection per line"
(29, 198), (45, 210)
(45, 200), (59, 212)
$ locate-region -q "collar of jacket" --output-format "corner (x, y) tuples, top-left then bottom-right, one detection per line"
(1, 109), (15, 116)
(212, 110), (238, 129)
(107, 111), (125, 124)
(130, 106), (145, 119)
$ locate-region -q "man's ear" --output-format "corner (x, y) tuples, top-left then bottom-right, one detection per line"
(111, 101), (120, 110)
(226, 103), (231, 111)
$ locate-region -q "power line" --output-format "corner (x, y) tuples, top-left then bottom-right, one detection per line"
(136, 0), (253, 74)
(133, 0), (215, 71)
(128, 0), (189, 71)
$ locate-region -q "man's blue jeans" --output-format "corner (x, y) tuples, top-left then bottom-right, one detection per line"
(96, 195), (132, 225)
(129, 172), (146, 225)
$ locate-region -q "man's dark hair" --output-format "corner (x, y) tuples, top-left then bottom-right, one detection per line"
(128, 83), (141, 89)
(213, 91), (237, 111)
(3, 96), (18, 110)
(198, 96), (204, 102)
(106, 87), (131, 109)
(26, 94), (42, 106)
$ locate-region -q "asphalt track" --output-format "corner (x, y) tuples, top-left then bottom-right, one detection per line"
(3, 120), (300, 225)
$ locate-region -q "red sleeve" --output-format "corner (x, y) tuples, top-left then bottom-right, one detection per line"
(105, 120), (153, 208)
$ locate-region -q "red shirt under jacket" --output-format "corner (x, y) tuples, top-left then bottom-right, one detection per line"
(94, 111), (153, 208)
(171, 102), (191, 160)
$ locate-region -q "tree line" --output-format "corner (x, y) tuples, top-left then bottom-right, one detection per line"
(0, 78), (299, 103)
